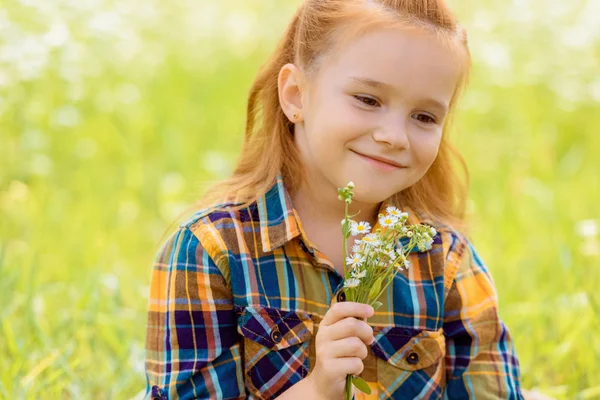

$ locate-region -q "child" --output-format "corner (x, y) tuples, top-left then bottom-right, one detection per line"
(144, 0), (524, 399)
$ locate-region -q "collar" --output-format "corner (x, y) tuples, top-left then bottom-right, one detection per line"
(255, 174), (434, 254)
(256, 174), (302, 253)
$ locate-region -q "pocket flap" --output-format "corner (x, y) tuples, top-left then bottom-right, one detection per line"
(236, 306), (314, 351)
(372, 327), (445, 371)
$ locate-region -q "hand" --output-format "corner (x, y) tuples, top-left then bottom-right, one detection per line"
(306, 302), (375, 400)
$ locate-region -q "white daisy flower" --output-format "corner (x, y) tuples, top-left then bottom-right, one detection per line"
(397, 251), (407, 262)
(351, 269), (367, 278)
(386, 206), (408, 219)
(346, 253), (365, 267)
(361, 233), (381, 246)
(379, 215), (399, 227)
(385, 206), (402, 216)
(404, 260), (411, 269)
(343, 277), (361, 288)
(351, 243), (362, 254)
(350, 221), (371, 236)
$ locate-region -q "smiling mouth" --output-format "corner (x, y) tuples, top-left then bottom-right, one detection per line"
(351, 150), (408, 169)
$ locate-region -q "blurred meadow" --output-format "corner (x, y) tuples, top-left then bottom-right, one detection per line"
(1, 0), (599, 398)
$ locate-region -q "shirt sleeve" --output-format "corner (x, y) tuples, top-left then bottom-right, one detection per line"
(442, 234), (524, 399)
(144, 225), (245, 399)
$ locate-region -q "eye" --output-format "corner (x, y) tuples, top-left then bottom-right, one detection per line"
(411, 113), (436, 124)
(353, 95), (381, 107)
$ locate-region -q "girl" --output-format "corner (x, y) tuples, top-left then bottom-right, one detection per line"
(144, 0), (524, 399)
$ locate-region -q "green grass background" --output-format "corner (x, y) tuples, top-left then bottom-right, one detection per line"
(1, 0), (599, 398)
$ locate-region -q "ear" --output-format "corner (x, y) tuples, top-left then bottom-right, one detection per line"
(278, 63), (305, 123)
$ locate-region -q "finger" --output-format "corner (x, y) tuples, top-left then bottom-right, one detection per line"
(325, 337), (369, 360)
(326, 357), (365, 377)
(321, 302), (374, 326)
(327, 317), (375, 345)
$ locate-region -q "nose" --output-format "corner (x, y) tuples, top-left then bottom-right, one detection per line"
(372, 114), (410, 150)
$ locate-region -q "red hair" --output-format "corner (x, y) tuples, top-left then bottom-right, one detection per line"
(191, 0), (471, 233)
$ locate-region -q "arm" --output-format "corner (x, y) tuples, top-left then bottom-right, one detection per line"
(443, 235), (524, 400)
(277, 374), (328, 400)
(144, 225), (244, 399)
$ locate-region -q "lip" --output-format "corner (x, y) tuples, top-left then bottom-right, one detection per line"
(351, 150), (407, 170)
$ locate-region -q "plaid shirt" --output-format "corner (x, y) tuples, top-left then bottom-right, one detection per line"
(144, 175), (524, 399)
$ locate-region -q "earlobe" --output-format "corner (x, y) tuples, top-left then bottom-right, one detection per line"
(278, 63), (304, 123)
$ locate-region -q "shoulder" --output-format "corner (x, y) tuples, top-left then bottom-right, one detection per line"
(434, 227), (494, 296)
(409, 209), (488, 289)
(172, 199), (259, 262)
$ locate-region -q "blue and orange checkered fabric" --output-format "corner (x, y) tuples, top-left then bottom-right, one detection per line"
(144, 174), (524, 399)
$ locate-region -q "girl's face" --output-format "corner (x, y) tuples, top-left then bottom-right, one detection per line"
(290, 27), (462, 203)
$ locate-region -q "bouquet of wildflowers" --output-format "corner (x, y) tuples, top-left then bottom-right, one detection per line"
(337, 182), (436, 400)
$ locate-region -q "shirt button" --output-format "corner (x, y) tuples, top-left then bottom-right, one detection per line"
(151, 385), (165, 400)
(270, 328), (282, 343)
(407, 352), (419, 365)
(336, 291), (346, 303)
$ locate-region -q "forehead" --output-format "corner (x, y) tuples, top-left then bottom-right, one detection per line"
(311, 26), (465, 100)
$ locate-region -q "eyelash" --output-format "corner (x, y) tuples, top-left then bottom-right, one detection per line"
(352, 95), (437, 125)
(411, 114), (437, 124)
(353, 95), (381, 108)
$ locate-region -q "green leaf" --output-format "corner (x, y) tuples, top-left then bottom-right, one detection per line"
(368, 277), (383, 301)
(372, 301), (383, 310)
(352, 376), (372, 394)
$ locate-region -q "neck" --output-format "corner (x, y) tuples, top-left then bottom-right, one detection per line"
(290, 176), (381, 231)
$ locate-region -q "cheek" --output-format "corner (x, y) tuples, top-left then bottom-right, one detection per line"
(309, 97), (367, 143)
(411, 133), (442, 168)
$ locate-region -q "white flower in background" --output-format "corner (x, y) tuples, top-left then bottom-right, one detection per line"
(575, 220), (598, 238)
(406, 231), (414, 237)
(351, 243), (362, 253)
(351, 269), (367, 279)
(379, 214), (399, 227)
(350, 221), (371, 236)
(346, 253), (365, 268)
(343, 278), (361, 288)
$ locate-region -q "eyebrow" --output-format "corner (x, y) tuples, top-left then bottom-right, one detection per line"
(347, 76), (449, 115)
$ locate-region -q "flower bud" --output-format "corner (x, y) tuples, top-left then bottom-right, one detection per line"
(347, 181), (355, 189)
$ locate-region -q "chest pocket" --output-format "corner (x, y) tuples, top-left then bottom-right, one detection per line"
(236, 305), (314, 399)
(371, 326), (446, 399)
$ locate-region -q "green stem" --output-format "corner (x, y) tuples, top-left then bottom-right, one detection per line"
(345, 374), (353, 400)
(368, 237), (419, 306)
(343, 201), (349, 278)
